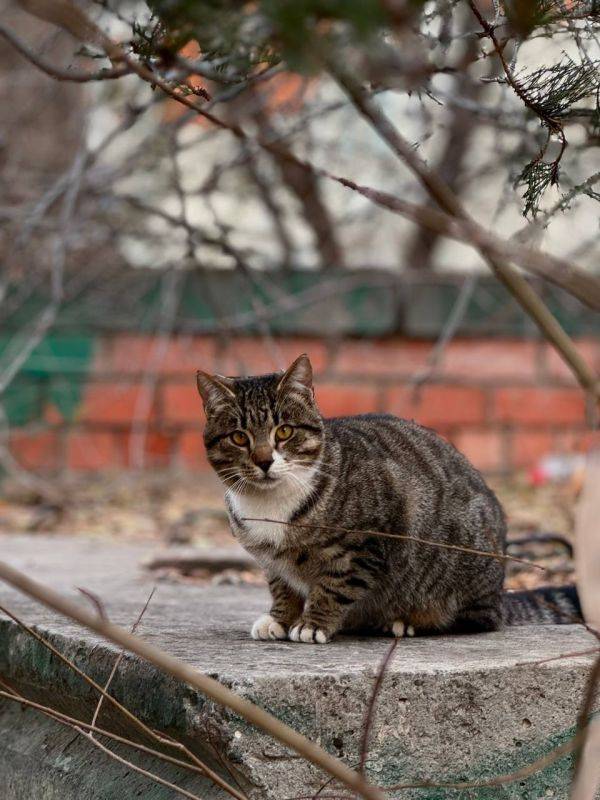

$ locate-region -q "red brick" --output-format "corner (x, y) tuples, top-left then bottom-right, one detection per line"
(162, 382), (204, 424)
(176, 429), (210, 469)
(451, 429), (504, 472)
(385, 385), (486, 426)
(65, 431), (123, 470)
(93, 336), (155, 374)
(332, 339), (431, 377)
(123, 430), (177, 467)
(214, 337), (328, 377)
(315, 383), (379, 417)
(93, 334), (216, 376)
(144, 431), (176, 464)
(441, 340), (540, 381)
(543, 339), (600, 384)
(10, 431), (59, 471)
(511, 430), (554, 468)
(492, 388), (586, 424)
(78, 382), (155, 425)
(333, 338), (549, 382)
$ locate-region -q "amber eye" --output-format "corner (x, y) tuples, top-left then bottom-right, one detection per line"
(275, 425), (294, 442)
(231, 430), (249, 447)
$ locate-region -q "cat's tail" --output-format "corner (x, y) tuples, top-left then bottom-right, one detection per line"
(503, 585), (583, 625)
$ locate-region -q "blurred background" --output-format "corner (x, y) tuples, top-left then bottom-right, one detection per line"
(0, 0), (598, 587)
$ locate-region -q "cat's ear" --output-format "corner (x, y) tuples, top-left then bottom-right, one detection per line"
(277, 353), (313, 394)
(196, 371), (236, 410)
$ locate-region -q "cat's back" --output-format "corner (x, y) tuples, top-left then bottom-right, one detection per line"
(320, 411), (504, 546)
(324, 412), (479, 480)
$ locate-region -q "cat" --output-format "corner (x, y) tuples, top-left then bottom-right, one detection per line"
(196, 353), (582, 644)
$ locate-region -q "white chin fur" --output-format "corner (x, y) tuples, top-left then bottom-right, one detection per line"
(227, 462), (318, 549)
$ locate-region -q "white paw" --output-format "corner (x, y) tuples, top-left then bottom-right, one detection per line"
(288, 622), (330, 644)
(392, 620), (415, 638)
(251, 614), (287, 641)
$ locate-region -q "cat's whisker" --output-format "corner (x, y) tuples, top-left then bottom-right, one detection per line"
(225, 474), (252, 496)
(285, 471), (320, 509)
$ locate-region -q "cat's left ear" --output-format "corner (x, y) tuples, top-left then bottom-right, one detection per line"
(277, 353), (313, 395)
(196, 370), (236, 410)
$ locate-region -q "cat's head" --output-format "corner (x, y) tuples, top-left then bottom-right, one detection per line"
(196, 354), (324, 492)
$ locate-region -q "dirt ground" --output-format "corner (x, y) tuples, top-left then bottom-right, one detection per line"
(0, 471), (578, 591)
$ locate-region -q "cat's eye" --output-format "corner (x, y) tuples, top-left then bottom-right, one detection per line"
(231, 430), (249, 447)
(275, 424), (294, 441)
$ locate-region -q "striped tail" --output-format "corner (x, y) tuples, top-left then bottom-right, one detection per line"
(503, 585), (583, 625)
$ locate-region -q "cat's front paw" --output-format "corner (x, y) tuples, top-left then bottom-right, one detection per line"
(288, 621), (331, 644)
(251, 614), (287, 641)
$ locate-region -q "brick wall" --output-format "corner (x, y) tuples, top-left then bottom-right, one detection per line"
(8, 334), (599, 474)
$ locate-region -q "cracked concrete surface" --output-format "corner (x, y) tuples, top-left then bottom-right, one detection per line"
(0, 534), (596, 799)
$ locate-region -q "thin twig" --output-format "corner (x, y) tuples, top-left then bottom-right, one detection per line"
(78, 587), (109, 621)
(0, 145), (85, 395)
(90, 587), (156, 737)
(128, 269), (182, 469)
(78, 729), (207, 800)
(516, 647), (600, 668)
(410, 273), (478, 396)
(359, 640), (398, 775)
(241, 518), (545, 571)
(0, 21), (129, 81)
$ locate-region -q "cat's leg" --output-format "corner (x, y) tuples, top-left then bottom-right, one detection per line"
(288, 582), (370, 644)
(251, 575), (304, 641)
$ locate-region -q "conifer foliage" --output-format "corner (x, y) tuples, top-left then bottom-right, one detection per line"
(142, 0), (600, 216)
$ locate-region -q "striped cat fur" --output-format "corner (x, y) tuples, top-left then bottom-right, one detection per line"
(196, 354), (582, 644)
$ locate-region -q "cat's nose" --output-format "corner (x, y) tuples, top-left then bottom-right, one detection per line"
(252, 445), (274, 474)
(255, 458), (274, 474)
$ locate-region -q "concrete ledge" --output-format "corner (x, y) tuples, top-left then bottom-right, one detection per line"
(0, 535), (596, 799)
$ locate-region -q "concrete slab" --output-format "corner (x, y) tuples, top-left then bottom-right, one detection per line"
(0, 534), (596, 799)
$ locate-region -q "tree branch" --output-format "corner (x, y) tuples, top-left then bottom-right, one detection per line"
(327, 65), (600, 403)
(0, 21), (129, 82)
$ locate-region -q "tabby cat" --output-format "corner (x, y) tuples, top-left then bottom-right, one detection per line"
(196, 354), (581, 644)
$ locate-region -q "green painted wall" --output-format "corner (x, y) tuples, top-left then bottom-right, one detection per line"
(1, 269), (597, 431)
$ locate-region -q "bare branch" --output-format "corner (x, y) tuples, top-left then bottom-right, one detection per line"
(15, 0), (120, 59)
(19, 0), (598, 315)
(90, 587), (156, 736)
(327, 65), (600, 402)
(0, 21), (128, 81)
